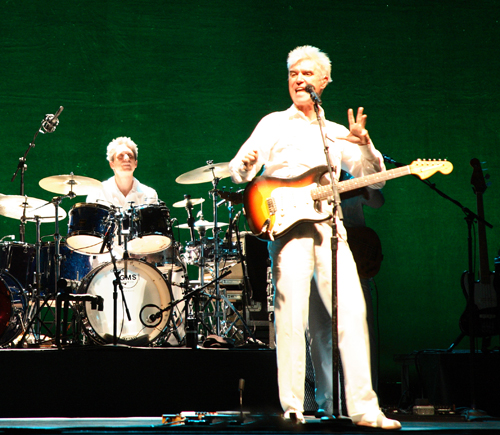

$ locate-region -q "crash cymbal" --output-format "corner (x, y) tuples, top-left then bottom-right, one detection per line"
(0, 195), (67, 222)
(178, 220), (228, 229)
(175, 162), (231, 184)
(172, 197), (205, 208)
(39, 174), (103, 196)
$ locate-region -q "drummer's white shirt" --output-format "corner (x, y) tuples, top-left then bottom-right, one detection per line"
(86, 176), (158, 210)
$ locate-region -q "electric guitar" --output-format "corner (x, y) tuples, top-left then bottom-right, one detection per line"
(459, 158), (500, 337)
(243, 159), (453, 241)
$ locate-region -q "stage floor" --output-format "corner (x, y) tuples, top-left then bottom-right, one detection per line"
(1, 415), (500, 434)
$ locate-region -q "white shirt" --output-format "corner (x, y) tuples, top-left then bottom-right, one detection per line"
(229, 105), (386, 186)
(86, 177), (158, 209)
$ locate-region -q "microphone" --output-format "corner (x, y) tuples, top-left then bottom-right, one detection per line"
(305, 84), (322, 105)
(148, 312), (161, 323)
(41, 106), (64, 133)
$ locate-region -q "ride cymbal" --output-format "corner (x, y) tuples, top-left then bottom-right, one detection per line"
(175, 162), (231, 184)
(39, 174), (103, 196)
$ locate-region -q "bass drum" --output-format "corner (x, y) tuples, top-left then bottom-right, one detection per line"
(0, 272), (26, 347)
(78, 259), (172, 346)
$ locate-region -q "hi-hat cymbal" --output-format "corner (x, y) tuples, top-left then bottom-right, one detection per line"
(0, 195), (67, 222)
(39, 174), (103, 196)
(175, 162), (231, 184)
(177, 220), (228, 230)
(172, 197), (205, 208)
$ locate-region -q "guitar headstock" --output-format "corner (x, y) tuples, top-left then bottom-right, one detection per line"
(409, 159), (454, 179)
(470, 158), (487, 196)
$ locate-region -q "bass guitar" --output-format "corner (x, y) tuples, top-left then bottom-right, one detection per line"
(243, 159), (453, 241)
(459, 158), (500, 337)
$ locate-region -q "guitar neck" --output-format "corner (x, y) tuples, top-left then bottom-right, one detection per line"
(477, 192), (490, 283)
(311, 165), (411, 201)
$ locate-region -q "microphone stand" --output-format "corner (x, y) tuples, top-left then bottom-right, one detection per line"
(103, 224), (132, 346)
(313, 102), (342, 417)
(11, 107), (63, 242)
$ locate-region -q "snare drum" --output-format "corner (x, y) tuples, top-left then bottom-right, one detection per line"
(40, 242), (93, 295)
(0, 272), (26, 346)
(130, 241), (183, 267)
(66, 203), (113, 255)
(128, 204), (172, 255)
(0, 242), (35, 290)
(78, 259), (172, 346)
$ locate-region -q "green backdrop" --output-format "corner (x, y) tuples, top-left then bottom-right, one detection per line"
(2, 0), (500, 401)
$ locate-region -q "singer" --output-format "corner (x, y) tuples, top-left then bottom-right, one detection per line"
(228, 46), (400, 429)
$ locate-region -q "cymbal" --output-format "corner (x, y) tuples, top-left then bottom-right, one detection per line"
(172, 197), (205, 208)
(0, 195), (67, 222)
(175, 162), (231, 184)
(178, 220), (228, 230)
(39, 174), (103, 196)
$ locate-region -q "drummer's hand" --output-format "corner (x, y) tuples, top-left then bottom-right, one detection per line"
(242, 150), (258, 171)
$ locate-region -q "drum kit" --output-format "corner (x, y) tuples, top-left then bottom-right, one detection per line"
(0, 160), (260, 349)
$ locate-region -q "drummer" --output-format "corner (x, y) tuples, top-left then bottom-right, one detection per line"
(86, 136), (158, 208)
(85, 137), (186, 346)
(85, 136), (160, 264)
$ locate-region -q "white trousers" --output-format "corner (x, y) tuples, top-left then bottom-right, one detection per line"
(268, 221), (380, 418)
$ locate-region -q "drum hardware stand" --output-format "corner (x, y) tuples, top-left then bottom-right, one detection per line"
(183, 195), (198, 244)
(17, 214), (45, 347)
(10, 106), (63, 242)
(208, 166), (226, 336)
(17, 189), (70, 348)
(190, 182), (255, 342)
(230, 212), (259, 341)
(140, 269), (246, 348)
(55, 291), (103, 348)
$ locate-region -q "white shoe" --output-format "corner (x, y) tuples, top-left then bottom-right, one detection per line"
(283, 409), (305, 424)
(354, 411), (401, 430)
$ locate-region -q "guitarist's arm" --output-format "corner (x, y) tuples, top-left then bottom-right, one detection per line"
(228, 113), (281, 183)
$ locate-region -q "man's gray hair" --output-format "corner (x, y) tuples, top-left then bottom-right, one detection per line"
(287, 45), (332, 83)
(106, 136), (138, 162)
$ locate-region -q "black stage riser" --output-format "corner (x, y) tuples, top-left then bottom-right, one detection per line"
(0, 347), (281, 418)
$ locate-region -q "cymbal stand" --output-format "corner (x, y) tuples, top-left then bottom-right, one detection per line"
(17, 215), (49, 347)
(17, 192), (71, 347)
(208, 177), (256, 341)
(209, 172), (224, 336)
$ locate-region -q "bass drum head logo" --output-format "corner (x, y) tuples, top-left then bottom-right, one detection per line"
(119, 268), (140, 289)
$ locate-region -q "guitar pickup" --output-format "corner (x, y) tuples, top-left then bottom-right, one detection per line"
(266, 197), (277, 215)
